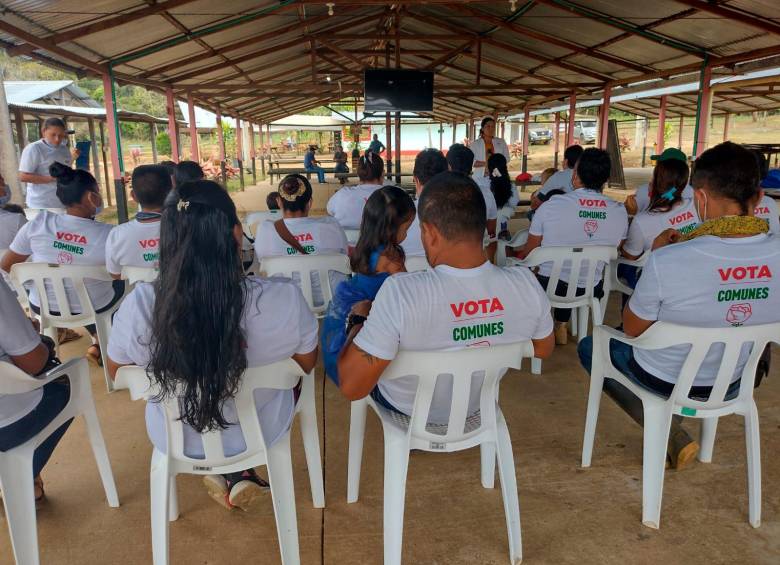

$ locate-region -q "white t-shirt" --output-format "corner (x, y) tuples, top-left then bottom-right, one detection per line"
(472, 176), (500, 221)
(470, 137), (511, 170)
(0, 208), (27, 249)
(529, 188), (628, 286)
(10, 211), (114, 312)
(0, 278), (44, 428)
(623, 198), (699, 257)
(354, 262), (553, 422)
(633, 183), (694, 214)
(327, 183), (383, 229)
(401, 215), (425, 257)
(254, 216), (349, 307)
(107, 278), (318, 457)
(105, 219), (161, 275)
(629, 234), (780, 387)
(18, 139), (73, 209)
(754, 194), (780, 234)
(538, 168), (573, 197)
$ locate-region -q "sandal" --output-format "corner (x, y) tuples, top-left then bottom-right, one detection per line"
(34, 476), (45, 508)
(57, 328), (81, 345)
(86, 344), (103, 367)
(203, 469), (270, 513)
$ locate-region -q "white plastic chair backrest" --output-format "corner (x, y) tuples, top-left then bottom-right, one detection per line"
(115, 359), (305, 468)
(344, 229), (360, 244)
(520, 246), (617, 306)
(608, 252), (648, 296)
(610, 321), (780, 412)
(121, 265), (158, 285)
(404, 255), (430, 272)
(0, 361), (50, 395)
(10, 262), (111, 324)
(260, 253), (351, 315)
(496, 229), (528, 267)
(245, 210), (280, 238)
(381, 343), (532, 445)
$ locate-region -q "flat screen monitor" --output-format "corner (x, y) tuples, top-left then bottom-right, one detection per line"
(364, 69), (434, 112)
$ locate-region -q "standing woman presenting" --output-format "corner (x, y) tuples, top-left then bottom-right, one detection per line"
(470, 117), (510, 181)
(18, 118), (74, 218)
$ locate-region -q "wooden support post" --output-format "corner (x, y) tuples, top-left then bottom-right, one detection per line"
(394, 112), (401, 184)
(259, 122), (266, 176)
(452, 121), (457, 145)
(439, 123), (443, 151)
(102, 71), (127, 222)
(694, 64), (713, 157)
(165, 87), (180, 162)
(567, 91), (577, 146)
(186, 93), (199, 162)
(0, 73), (23, 204)
(236, 117), (244, 191)
(216, 107), (227, 186)
(723, 113), (731, 142)
(655, 95), (667, 154)
(150, 123), (158, 164)
(385, 47), (393, 181)
(553, 111), (561, 169)
(598, 85), (612, 149)
(13, 108), (27, 150)
(678, 116), (684, 149)
(522, 106), (530, 173)
(250, 123), (257, 185)
(99, 122), (111, 204)
(87, 118), (102, 191)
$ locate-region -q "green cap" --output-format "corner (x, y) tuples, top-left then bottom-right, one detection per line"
(650, 147), (687, 162)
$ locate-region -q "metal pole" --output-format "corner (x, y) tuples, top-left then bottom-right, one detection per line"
(0, 72), (23, 204)
(99, 122), (111, 204)
(723, 113), (731, 142)
(597, 85), (612, 149)
(452, 121), (457, 146)
(102, 67), (128, 222)
(216, 107), (227, 186)
(150, 122), (158, 164)
(259, 122), (266, 177)
(236, 117), (244, 191)
(87, 117), (102, 190)
(567, 91), (577, 146)
(678, 116), (684, 149)
(522, 105), (530, 173)
(553, 111), (560, 169)
(165, 87), (180, 162)
(655, 95), (667, 154)
(249, 122), (257, 185)
(692, 58), (712, 157)
(186, 92), (199, 162)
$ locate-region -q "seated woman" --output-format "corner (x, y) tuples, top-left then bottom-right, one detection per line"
(487, 154), (516, 239)
(326, 152), (385, 229)
(333, 144), (349, 185)
(321, 185), (415, 385)
(578, 142), (780, 470)
(255, 174), (348, 306)
(1, 163), (122, 365)
(0, 278), (70, 506)
(107, 180), (318, 512)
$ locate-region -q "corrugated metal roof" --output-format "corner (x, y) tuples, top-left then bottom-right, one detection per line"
(3, 80), (102, 108)
(10, 101), (170, 123)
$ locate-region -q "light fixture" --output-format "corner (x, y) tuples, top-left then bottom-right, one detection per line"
(326, 2), (334, 16)
(509, 0), (517, 11)
(326, 75), (332, 82)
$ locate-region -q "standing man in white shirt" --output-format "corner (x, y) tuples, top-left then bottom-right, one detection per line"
(400, 148), (449, 258)
(517, 148), (628, 344)
(18, 118), (73, 218)
(105, 164), (173, 277)
(530, 144), (584, 211)
(337, 171), (555, 416)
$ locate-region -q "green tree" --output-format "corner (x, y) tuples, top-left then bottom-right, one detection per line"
(156, 131), (171, 157)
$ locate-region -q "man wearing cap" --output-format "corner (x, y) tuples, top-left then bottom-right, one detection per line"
(625, 148), (693, 216)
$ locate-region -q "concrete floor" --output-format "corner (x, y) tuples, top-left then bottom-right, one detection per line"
(4, 174), (779, 565)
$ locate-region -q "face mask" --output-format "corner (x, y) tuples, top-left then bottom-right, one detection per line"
(0, 185), (10, 206)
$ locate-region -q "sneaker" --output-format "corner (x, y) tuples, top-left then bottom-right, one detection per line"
(202, 475), (231, 510)
(554, 322), (568, 345)
(204, 469), (270, 512)
(668, 427), (700, 470)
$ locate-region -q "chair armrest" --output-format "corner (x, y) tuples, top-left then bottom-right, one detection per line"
(616, 254), (647, 268)
(114, 366), (153, 401)
(36, 357), (88, 387)
(593, 323), (676, 351)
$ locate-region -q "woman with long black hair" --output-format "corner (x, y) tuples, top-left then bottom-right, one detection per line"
(107, 180), (318, 512)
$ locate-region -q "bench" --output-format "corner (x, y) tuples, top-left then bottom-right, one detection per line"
(268, 167), (338, 184)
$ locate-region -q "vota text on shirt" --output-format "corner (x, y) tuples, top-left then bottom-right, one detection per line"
(53, 231), (87, 255)
(716, 264), (772, 309)
(578, 197), (608, 221)
(286, 232), (316, 255)
(450, 297), (505, 342)
(139, 238), (160, 263)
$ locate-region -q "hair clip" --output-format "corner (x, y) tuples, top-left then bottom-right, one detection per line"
(176, 199), (190, 212)
(278, 178), (307, 201)
(366, 151), (374, 163)
(491, 168), (502, 178)
(661, 187), (676, 201)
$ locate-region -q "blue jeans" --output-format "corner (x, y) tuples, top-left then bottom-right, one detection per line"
(0, 381), (72, 477)
(306, 166), (326, 184)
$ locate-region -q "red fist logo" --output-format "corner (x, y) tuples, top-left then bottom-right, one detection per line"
(726, 303), (752, 326)
(584, 220), (599, 236)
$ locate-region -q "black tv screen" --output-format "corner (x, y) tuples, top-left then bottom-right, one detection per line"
(364, 69), (434, 112)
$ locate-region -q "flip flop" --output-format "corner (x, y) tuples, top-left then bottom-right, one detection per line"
(86, 344), (103, 367)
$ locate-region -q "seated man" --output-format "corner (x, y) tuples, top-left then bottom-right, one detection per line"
(105, 164), (172, 277)
(448, 143), (498, 234)
(337, 171), (555, 418)
(530, 144), (584, 210)
(516, 148), (628, 345)
(304, 145), (326, 184)
(400, 148), (448, 257)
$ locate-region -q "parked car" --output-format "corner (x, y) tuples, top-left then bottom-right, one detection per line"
(529, 128), (552, 145)
(573, 120), (597, 144)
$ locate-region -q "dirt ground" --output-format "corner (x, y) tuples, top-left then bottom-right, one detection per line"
(3, 179), (779, 565)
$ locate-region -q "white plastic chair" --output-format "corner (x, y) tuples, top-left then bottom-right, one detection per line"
(244, 210), (281, 239)
(0, 358), (119, 565)
(404, 255), (430, 272)
(115, 359), (307, 565)
(347, 343), (533, 565)
(121, 265), (159, 285)
(582, 322), (780, 529)
(260, 253), (351, 317)
(605, 252), (648, 310)
(344, 229), (360, 245)
(510, 245), (616, 374)
(10, 263), (125, 392)
(496, 229), (528, 267)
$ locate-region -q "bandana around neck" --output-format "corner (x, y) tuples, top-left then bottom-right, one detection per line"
(680, 215), (769, 242)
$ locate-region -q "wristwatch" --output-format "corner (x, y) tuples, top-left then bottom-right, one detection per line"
(346, 313), (367, 334)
